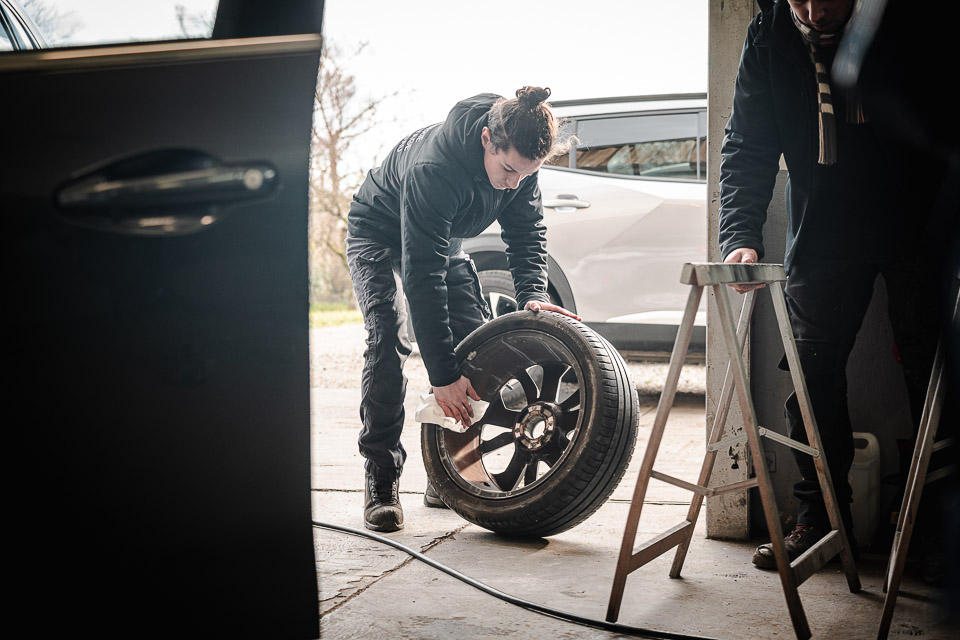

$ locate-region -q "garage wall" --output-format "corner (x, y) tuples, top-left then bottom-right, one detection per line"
(705, 0), (757, 540)
(706, 1), (916, 540)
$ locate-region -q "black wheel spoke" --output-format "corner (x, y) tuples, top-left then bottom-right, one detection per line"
(541, 448), (563, 469)
(515, 368), (539, 404)
(523, 461), (539, 486)
(480, 431), (515, 455)
(557, 410), (580, 442)
(560, 388), (581, 411)
(492, 453), (526, 491)
(539, 363), (569, 403)
(475, 395), (520, 429)
(558, 410), (580, 436)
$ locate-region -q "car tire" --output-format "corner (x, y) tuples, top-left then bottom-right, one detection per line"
(420, 310), (639, 537)
(478, 269), (519, 317)
(479, 269), (561, 317)
(407, 269), (560, 343)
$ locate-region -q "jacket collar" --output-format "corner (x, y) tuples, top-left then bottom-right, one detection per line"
(755, 0), (798, 45)
(755, 0), (815, 68)
(439, 94), (498, 186)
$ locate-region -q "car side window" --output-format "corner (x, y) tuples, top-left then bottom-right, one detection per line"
(548, 112), (705, 183)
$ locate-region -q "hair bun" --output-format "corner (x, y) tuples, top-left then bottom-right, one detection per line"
(516, 86), (551, 108)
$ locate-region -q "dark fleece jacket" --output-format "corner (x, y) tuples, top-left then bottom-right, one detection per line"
(347, 94), (550, 386)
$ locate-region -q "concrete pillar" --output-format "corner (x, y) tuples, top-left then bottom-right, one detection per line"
(705, 0), (758, 540)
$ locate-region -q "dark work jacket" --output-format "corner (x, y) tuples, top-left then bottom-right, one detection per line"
(717, 0), (921, 272)
(347, 94), (550, 387)
(718, 0), (824, 272)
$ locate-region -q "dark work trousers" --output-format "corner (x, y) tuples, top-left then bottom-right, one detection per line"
(783, 255), (938, 535)
(346, 233), (490, 482)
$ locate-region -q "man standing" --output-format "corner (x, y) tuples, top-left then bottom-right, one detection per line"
(346, 87), (578, 532)
(718, 0), (939, 568)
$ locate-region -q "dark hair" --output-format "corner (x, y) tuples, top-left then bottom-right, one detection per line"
(487, 86), (568, 161)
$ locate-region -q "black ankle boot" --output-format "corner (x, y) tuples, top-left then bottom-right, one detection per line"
(423, 481), (449, 509)
(364, 472), (403, 532)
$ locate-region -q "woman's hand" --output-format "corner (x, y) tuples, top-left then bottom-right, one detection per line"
(433, 376), (482, 427)
(524, 300), (581, 321)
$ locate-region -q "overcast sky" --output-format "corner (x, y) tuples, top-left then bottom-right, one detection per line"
(39, 0), (707, 169)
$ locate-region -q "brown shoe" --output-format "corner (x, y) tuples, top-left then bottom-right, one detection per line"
(752, 525), (823, 570)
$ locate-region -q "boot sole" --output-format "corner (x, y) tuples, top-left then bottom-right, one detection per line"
(423, 494), (449, 509)
(364, 518), (403, 533)
(751, 549), (778, 570)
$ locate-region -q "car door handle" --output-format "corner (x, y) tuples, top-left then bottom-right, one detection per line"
(543, 197), (590, 212)
(55, 149), (278, 236)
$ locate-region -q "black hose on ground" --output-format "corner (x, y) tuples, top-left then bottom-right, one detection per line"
(313, 519), (722, 640)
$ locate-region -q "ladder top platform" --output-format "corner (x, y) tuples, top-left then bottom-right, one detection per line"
(680, 262), (787, 286)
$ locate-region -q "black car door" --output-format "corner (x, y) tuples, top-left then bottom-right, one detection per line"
(3, 2), (323, 637)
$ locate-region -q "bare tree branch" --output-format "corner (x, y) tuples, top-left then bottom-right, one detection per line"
(175, 3), (215, 38)
(309, 40), (396, 303)
(22, 0), (81, 44)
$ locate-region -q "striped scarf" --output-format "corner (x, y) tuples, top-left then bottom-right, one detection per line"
(790, 8), (867, 165)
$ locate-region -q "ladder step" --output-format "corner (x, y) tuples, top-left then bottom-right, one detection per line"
(629, 521), (694, 572)
(933, 437), (956, 452)
(924, 463), (958, 485)
(790, 530), (843, 585)
(650, 470), (709, 496)
(650, 471), (759, 497)
(758, 427), (820, 458)
(710, 477), (759, 495)
(680, 262), (786, 286)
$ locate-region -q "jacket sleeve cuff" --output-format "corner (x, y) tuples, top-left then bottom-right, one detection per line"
(428, 368), (461, 389)
(720, 241), (765, 263)
(515, 292), (550, 310)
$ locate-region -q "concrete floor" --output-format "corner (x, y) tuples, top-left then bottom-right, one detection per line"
(311, 325), (956, 639)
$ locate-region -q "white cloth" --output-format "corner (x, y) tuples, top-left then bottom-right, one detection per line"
(414, 393), (489, 433)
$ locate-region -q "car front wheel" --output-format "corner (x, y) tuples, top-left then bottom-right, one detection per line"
(479, 269), (563, 318)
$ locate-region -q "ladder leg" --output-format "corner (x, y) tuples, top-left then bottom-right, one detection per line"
(882, 367), (939, 594)
(878, 337), (949, 639)
(714, 283), (811, 640)
(671, 289), (757, 578)
(769, 281), (862, 594)
(883, 327), (949, 592)
(884, 282), (958, 593)
(606, 285), (703, 623)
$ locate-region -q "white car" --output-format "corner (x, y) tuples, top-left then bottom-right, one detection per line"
(463, 94), (708, 353)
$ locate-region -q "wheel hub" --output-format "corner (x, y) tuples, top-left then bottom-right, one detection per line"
(512, 402), (562, 451)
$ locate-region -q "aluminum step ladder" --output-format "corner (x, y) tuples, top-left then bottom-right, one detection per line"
(877, 274), (959, 640)
(606, 262), (861, 640)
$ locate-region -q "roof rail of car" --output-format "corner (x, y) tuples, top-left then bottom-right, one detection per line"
(549, 93), (707, 108)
